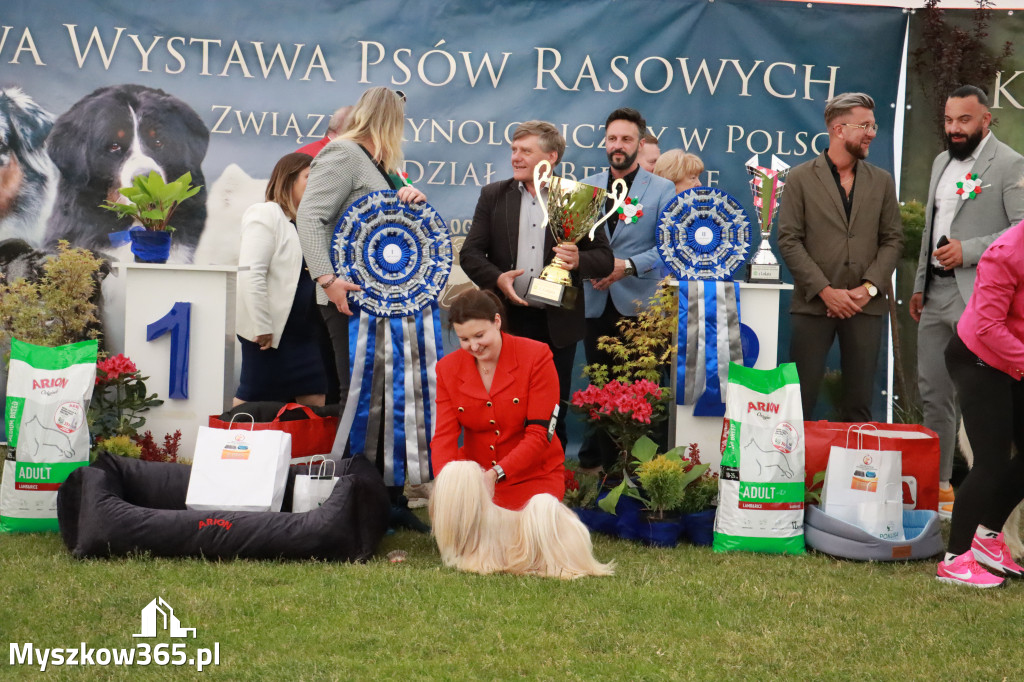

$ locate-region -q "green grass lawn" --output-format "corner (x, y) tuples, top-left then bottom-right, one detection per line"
(2, 518), (1024, 681)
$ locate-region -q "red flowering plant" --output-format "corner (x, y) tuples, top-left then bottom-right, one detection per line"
(571, 378), (669, 477)
(562, 467), (600, 509)
(87, 353), (164, 444)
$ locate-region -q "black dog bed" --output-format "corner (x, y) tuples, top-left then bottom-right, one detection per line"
(57, 452), (389, 562)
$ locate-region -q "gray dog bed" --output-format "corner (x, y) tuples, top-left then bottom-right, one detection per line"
(804, 505), (944, 561)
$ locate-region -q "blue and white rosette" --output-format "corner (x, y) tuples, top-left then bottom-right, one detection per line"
(330, 190), (453, 486)
(656, 187), (751, 416)
(656, 187), (751, 282)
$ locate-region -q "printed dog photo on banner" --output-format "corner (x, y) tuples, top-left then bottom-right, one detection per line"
(0, 87), (58, 249)
(44, 84), (210, 260)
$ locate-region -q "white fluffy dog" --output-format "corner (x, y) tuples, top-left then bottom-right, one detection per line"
(430, 461), (614, 579)
(959, 424), (1024, 558)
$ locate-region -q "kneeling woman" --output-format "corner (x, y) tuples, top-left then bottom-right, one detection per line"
(431, 289), (566, 510)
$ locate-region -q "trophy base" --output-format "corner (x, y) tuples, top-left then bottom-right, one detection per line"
(525, 277), (578, 309)
(746, 262), (782, 284)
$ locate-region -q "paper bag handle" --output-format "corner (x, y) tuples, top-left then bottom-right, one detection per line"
(845, 423), (881, 451)
(309, 454), (335, 480)
(228, 413), (256, 430)
(273, 402), (323, 423)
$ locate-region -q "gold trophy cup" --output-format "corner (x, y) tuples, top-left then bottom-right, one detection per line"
(525, 160), (628, 309)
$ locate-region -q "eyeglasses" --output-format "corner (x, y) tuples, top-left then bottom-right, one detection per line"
(840, 122), (879, 133)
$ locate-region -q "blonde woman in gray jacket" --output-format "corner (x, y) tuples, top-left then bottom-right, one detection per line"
(234, 152), (326, 407)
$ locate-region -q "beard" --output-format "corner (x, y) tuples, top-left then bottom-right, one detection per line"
(946, 128), (984, 161)
(607, 146), (639, 172)
(844, 138), (869, 161)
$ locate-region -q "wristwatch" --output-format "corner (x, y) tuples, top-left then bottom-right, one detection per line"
(862, 281), (878, 297)
(623, 259), (636, 277)
(491, 462), (506, 481)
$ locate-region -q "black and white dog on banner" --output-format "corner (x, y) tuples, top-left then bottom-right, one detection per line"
(44, 84), (210, 256)
(0, 87), (57, 248)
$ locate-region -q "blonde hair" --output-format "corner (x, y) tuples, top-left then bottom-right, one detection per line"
(653, 149), (704, 184)
(265, 152), (312, 221)
(340, 87), (405, 171)
(430, 461), (614, 579)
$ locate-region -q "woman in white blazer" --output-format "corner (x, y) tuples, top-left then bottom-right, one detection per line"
(234, 153), (326, 406)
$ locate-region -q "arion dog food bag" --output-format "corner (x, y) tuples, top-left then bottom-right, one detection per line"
(713, 362), (805, 554)
(2, 338), (97, 532)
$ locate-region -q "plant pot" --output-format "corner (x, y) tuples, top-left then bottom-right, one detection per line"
(129, 230), (172, 264)
(638, 511), (681, 548)
(572, 507), (618, 536)
(680, 507), (716, 546)
(109, 226), (145, 248)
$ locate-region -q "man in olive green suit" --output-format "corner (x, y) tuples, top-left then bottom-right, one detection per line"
(778, 92), (904, 421)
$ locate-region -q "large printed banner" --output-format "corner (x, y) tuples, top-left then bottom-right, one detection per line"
(0, 0), (905, 263)
(0, 0), (906, 421)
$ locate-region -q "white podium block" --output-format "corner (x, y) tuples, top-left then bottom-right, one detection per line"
(113, 263), (243, 461)
(670, 281), (792, 470)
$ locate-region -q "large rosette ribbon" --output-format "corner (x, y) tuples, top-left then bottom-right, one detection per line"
(330, 191), (453, 486)
(656, 187), (752, 416)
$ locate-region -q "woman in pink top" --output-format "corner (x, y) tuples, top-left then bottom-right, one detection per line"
(937, 220), (1024, 588)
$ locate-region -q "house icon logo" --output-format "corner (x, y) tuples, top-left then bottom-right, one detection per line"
(133, 597), (197, 638)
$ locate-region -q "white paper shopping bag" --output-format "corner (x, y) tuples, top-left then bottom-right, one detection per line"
(822, 425), (904, 541)
(291, 456), (339, 513)
(186, 417), (291, 512)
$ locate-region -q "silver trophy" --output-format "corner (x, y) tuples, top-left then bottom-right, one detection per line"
(745, 154), (790, 283)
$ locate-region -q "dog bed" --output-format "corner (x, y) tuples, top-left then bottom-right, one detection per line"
(56, 452), (389, 561)
(804, 504), (944, 561)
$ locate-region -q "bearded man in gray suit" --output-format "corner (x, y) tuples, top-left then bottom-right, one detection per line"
(778, 92), (904, 422)
(909, 84), (1024, 518)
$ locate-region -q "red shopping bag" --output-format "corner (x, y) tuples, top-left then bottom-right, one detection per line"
(804, 421), (939, 511)
(209, 403), (338, 462)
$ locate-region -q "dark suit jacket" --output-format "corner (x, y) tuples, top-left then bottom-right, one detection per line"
(431, 333), (565, 511)
(459, 178), (614, 347)
(778, 152), (904, 316)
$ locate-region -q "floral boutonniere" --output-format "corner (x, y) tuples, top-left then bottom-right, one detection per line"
(956, 172), (988, 201)
(618, 197), (644, 223)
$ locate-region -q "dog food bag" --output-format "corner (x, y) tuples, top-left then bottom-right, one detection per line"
(713, 362), (805, 554)
(1, 338), (97, 532)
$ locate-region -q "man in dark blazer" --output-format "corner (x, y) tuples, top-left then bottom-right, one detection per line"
(460, 121), (614, 447)
(909, 85), (1024, 517)
(778, 92), (904, 421)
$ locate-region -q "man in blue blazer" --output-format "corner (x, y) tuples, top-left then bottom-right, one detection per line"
(580, 107), (677, 470)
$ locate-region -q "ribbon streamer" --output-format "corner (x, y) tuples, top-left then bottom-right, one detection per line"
(677, 281), (743, 416)
(333, 302), (442, 486)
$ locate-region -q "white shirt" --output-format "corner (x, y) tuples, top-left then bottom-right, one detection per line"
(513, 181), (548, 306)
(932, 131), (992, 267)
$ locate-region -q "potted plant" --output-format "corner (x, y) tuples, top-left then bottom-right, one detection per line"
(573, 280), (677, 478)
(595, 436), (709, 546)
(87, 353), (163, 447)
(100, 170), (201, 263)
(90, 434), (142, 463)
(635, 456), (688, 547)
(564, 468), (616, 535)
(571, 378), (668, 479)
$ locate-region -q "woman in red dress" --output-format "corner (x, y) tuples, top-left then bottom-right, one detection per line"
(431, 289), (566, 510)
